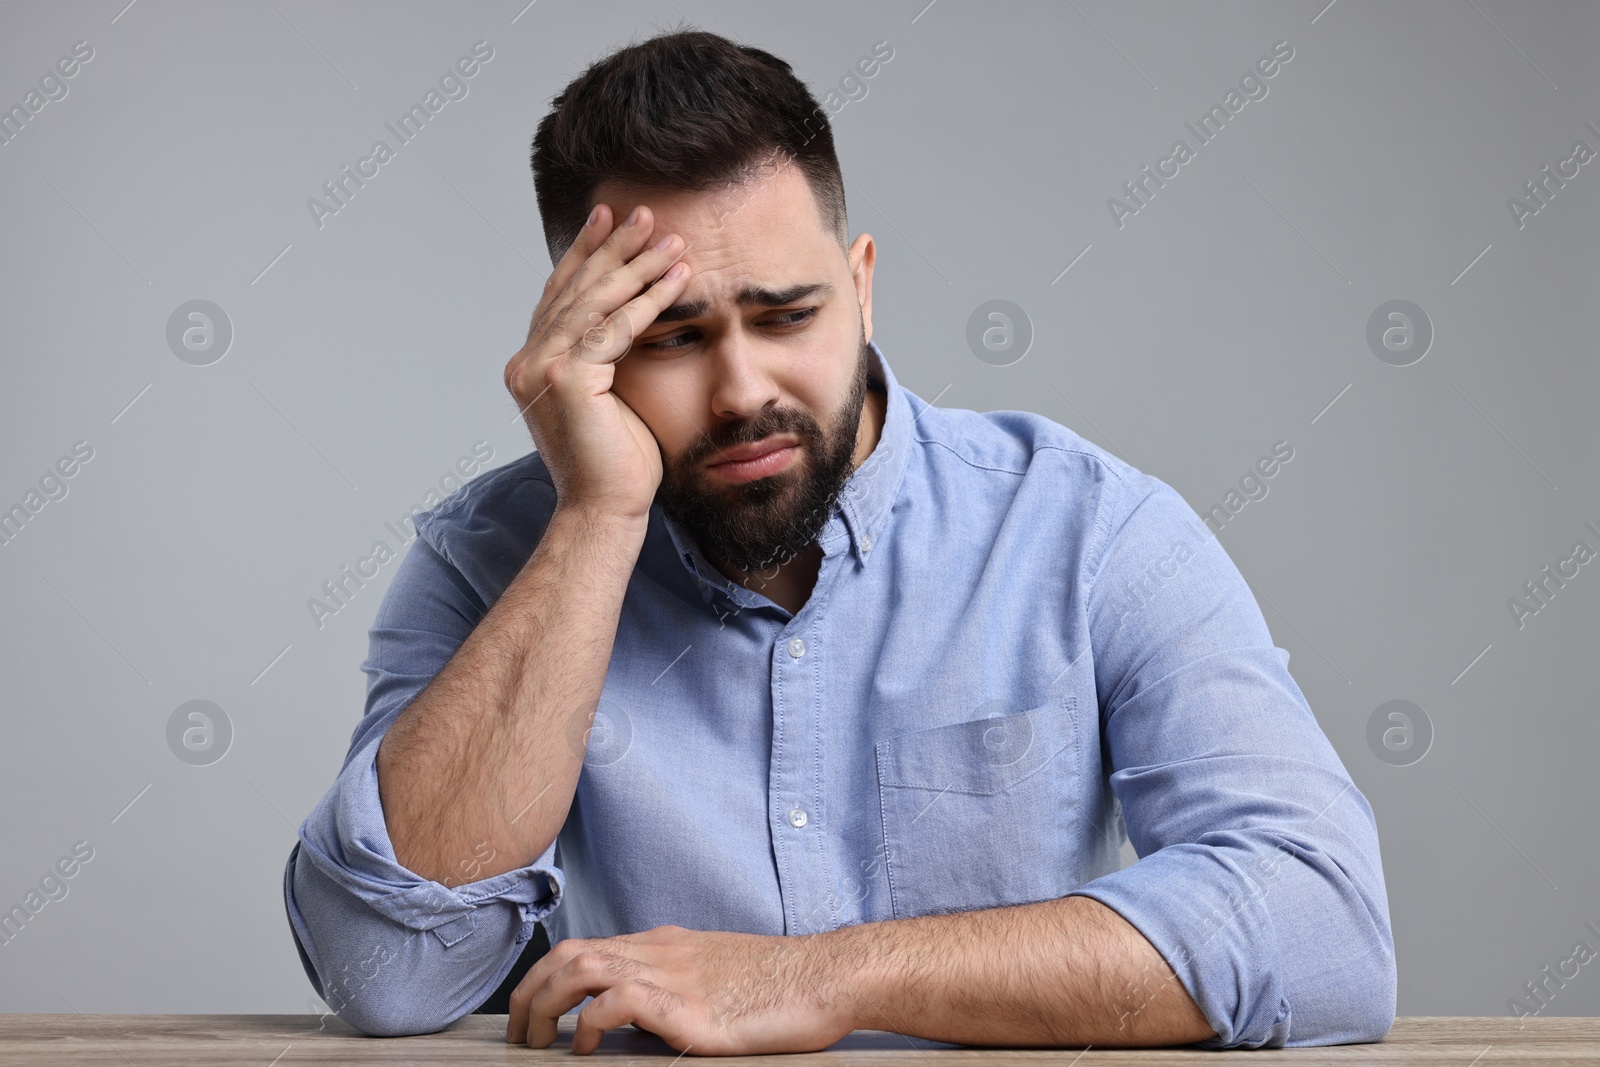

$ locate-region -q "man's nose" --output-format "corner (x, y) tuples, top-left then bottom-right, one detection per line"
(707, 332), (781, 421)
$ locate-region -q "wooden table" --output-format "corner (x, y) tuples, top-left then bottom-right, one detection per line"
(0, 1015), (1594, 1064)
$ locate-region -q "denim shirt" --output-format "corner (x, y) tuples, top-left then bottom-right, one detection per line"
(283, 339), (1395, 1046)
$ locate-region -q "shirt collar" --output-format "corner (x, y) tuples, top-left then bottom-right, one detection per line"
(659, 338), (914, 604)
(831, 338), (912, 564)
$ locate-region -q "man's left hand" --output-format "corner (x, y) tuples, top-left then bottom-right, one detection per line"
(505, 924), (858, 1055)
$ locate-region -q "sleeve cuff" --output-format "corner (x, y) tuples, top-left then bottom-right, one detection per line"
(296, 735), (565, 943)
(1069, 844), (1292, 1049)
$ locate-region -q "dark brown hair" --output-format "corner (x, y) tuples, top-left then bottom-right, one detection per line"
(530, 26), (848, 266)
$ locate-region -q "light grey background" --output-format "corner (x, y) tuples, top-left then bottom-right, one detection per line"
(2, 0), (1595, 1023)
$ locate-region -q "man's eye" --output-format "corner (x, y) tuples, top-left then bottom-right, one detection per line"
(638, 308), (818, 352)
(767, 308), (818, 328)
(638, 332), (694, 353)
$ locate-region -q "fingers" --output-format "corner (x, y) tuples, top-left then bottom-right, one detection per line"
(506, 946), (645, 1048)
(541, 202), (614, 311)
(508, 979), (599, 1049)
(570, 250), (690, 367)
(572, 978), (688, 1056)
(522, 203), (610, 349)
(504, 937), (580, 1045)
(556, 233), (689, 365)
(531, 203), (688, 359)
(511, 251), (687, 413)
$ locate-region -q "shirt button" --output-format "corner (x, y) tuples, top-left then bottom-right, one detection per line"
(788, 637), (806, 659)
(860, 534), (874, 553)
(788, 807), (808, 828)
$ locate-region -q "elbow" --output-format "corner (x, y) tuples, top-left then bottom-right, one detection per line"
(285, 844), (482, 1039)
(1337, 865), (1398, 1043)
(1291, 821), (1398, 1045)
(1284, 914), (1397, 1047)
(1220, 952), (1395, 1051)
(309, 933), (477, 1038)
(1344, 943), (1398, 1044)
(284, 818), (558, 1040)
(334, 996), (464, 1038)
(304, 934), (484, 1039)
(1296, 959), (1396, 1047)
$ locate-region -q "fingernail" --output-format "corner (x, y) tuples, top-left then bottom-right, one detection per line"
(625, 205), (642, 227)
(586, 205), (601, 227)
(651, 233), (676, 251)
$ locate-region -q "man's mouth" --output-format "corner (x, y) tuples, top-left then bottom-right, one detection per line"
(707, 436), (800, 483)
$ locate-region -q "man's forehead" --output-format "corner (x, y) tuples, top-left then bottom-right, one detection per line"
(593, 163), (828, 250)
(591, 170), (838, 325)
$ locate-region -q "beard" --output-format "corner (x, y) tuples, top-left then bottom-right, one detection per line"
(655, 333), (873, 576)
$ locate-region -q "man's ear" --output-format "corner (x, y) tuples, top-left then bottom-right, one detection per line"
(847, 233), (876, 344)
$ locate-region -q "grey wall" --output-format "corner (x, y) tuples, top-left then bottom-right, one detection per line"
(2, 0), (1595, 1022)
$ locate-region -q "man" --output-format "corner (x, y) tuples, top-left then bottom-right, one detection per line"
(283, 27), (1395, 1055)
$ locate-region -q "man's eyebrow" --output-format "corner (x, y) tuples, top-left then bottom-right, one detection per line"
(651, 281), (835, 325)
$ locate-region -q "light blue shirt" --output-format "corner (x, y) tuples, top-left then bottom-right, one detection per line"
(283, 340), (1394, 1047)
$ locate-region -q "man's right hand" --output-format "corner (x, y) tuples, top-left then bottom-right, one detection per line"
(504, 202), (692, 526)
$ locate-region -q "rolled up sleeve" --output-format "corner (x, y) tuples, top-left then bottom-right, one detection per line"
(282, 527), (565, 1037)
(1067, 473), (1396, 1049)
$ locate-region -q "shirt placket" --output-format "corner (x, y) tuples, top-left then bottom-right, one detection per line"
(768, 544), (846, 936)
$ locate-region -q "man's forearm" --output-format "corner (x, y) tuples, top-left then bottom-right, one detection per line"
(814, 894), (1216, 1048)
(376, 504), (646, 885)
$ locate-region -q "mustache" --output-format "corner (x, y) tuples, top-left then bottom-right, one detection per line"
(680, 408), (819, 470)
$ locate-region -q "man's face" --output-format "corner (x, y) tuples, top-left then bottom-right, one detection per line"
(594, 161), (877, 575)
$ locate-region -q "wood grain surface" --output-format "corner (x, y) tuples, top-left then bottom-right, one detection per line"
(0, 1014), (1594, 1064)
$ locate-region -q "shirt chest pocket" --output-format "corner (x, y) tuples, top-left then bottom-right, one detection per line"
(874, 697), (1081, 920)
